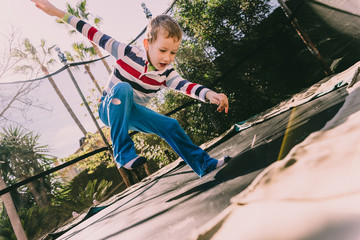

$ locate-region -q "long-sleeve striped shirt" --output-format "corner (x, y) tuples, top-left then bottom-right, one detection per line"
(63, 14), (210, 106)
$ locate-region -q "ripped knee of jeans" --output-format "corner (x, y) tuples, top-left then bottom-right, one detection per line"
(111, 98), (121, 105)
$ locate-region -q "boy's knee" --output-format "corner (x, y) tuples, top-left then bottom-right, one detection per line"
(108, 83), (133, 106)
(111, 98), (121, 105)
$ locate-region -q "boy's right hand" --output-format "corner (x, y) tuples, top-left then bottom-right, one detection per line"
(31, 0), (65, 18)
(205, 91), (229, 114)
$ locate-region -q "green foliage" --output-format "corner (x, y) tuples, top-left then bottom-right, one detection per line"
(20, 206), (60, 240)
(52, 179), (112, 210)
(174, 0), (271, 55)
(62, 128), (113, 173)
(66, 0), (102, 27)
(0, 126), (55, 208)
(94, 17), (101, 26)
(67, 0), (89, 20)
(0, 125), (120, 239)
(0, 210), (16, 240)
(0, 168), (116, 239)
(49, 166), (119, 228)
(171, 0), (348, 127)
(13, 38), (57, 76)
(69, 42), (97, 61)
(132, 131), (178, 168)
(171, 0), (274, 123)
(0, 179), (114, 240)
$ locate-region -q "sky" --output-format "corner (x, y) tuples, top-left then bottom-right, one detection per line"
(1, 0), (172, 52)
(0, 0), (173, 159)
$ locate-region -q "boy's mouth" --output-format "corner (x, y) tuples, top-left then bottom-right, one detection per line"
(159, 63), (167, 68)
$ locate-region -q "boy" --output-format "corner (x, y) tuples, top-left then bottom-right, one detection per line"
(32, 0), (229, 177)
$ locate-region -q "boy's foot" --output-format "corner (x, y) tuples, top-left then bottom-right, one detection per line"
(216, 155), (231, 168)
(123, 156), (147, 170)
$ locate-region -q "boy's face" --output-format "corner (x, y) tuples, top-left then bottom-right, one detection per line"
(143, 30), (181, 71)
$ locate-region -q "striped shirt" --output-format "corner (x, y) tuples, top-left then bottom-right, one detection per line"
(63, 14), (210, 106)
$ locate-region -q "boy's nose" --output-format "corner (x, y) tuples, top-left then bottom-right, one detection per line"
(163, 53), (171, 62)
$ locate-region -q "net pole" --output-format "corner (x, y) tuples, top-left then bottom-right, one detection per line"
(277, 0), (333, 76)
(55, 47), (132, 187)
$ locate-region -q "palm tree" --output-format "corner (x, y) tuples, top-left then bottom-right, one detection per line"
(0, 29), (28, 240)
(60, 0), (112, 74)
(0, 126), (54, 208)
(14, 38), (88, 137)
(65, 42), (102, 94)
(0, 177), (28, 240)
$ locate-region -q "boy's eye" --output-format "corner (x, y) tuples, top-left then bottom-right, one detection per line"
(160, 49), (166, 53)
(171, 52), (177, 55)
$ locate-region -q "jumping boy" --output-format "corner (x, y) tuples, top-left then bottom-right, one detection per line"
(31, 0), (229, 177)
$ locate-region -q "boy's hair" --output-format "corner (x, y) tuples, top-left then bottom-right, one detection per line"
(145, 15), (183, 43)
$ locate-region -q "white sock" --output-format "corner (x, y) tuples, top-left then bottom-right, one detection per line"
(123, 156), (139, 170)
(216, 158), (225, 168)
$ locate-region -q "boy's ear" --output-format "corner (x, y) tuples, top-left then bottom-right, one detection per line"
(143, 38), (149, 51)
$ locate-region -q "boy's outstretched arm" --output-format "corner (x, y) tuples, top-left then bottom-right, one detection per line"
(206, 91), (229, 113)
(31, 0), (65, 18)
(32, 0), (127, 61)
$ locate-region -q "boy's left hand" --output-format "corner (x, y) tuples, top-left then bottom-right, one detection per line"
(205, 91), (229, 113)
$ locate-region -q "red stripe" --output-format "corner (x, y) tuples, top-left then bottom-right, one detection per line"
(117, 59), (140, 78)
(88, 27), (98, 41)
(141, 75), (166, 86)
(186, 83), (197, 95)
(116, 59), (166, 86)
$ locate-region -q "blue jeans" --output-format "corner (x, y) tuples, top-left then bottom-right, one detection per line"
(98, 82), (217, 177)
